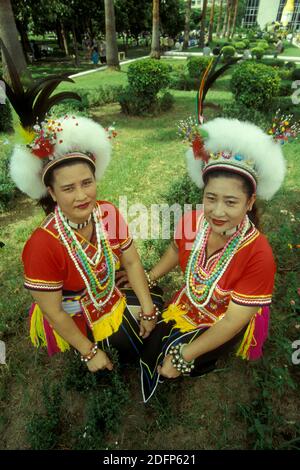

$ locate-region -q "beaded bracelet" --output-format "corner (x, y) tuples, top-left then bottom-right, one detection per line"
(80, 343), (98, 363)
(169, 343), (195, 375)
(139, 304), (160, 321)
(145, 271), (157, 289)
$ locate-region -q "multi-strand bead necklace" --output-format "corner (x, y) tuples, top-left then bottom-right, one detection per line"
(55, 204), (115, 309)
(185, 215), (249, 309)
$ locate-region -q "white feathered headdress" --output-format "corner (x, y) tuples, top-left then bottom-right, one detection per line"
(186, 117), (286, 200)
(10, 115), (112, 199)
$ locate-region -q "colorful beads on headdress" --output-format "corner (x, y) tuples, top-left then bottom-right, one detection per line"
(268, 110), (300, 145)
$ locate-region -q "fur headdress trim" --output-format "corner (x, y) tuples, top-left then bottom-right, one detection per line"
(10, 115), (111, 199)
(186, 118), (286, 200)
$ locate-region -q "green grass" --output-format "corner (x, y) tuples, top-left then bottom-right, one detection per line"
(1, 60), (299, 450)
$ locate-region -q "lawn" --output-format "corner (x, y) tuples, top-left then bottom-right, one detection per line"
(0, 59), (299, 450)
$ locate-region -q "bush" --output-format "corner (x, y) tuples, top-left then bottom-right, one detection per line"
(291, 68), (300, 80)
(285, 61), (296, 71)
(127, 58), (170, 97)
(0, 101), (13, 133)
(119, 59), (173, 116)
(187, 56), (211, 79)
(0, 144), (16, 211)
(230, 61), (280, 110)
(260, 58), (285, 68)
(279, 79), (293, 96)
(158, 91), (175, 112)
(257, 40), (269, 51)
(220, 101), (271, 131)
(234, 41), (246, 51)
(222, 46), (236, 61)
(88, 85), (124, 107)
(251, 47), (264, 60)
(119, 88), (154, 115)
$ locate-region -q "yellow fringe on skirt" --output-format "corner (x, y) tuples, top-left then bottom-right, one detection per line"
(162, 304), (197, 332)
(163, 303), (259, 361)
(90, 295), (126, 342)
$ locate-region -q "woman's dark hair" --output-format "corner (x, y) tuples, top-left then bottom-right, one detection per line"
(203, 169), (260, 228)
(38, 158), (95, 215)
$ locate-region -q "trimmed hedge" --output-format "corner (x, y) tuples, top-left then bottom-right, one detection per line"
(187, 56), (211, 80)
(230, 61), (280, 110)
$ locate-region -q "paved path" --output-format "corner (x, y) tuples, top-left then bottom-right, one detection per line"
(69, 56), (149, 79)
(164, 50), (300, 63)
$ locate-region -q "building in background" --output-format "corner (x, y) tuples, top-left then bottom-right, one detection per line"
(242, 0), (300, 30)
(191, 0), (202, 8)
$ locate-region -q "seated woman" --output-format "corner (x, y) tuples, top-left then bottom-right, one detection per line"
(10, 115), (163, 401)
(142, 117), (285, 398)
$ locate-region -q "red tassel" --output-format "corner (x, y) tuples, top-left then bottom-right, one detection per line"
(192, 135), (209, 163)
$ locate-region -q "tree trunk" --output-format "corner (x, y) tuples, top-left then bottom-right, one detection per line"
(60, 21), (69, 56)
(104, 0), (120, 70)
(216, 0), (224, 38)
(231, 0), (239, 38)
(199, 0), (208, 49)
(150, 0), (160, 59)
(183, 0), (192, 51)
(72, 23), (80, 67)
(16, 20), (31, 60)
(222, 0), (230, 37)
(208, 0), (216, 43)
(226, 0), (233, 38)
(56, 20), (64, 50)
(0, 0), (30, 85)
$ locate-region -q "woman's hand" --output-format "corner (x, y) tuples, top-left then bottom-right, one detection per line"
(139, 318), (157, 339)
(86, 349), (113, 373)
(115, 269), (131, 288)
(157, 354), (181, 379)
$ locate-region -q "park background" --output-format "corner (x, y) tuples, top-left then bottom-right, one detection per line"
(0, 0), (299, 450)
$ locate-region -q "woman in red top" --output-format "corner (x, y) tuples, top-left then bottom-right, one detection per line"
(10, 115), (163, 402)
(141, 117), (285, 399)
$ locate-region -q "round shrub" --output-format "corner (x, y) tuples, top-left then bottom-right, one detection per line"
(291, 68), (300, 80)
(251, 47), (264, 59)
(220, 101), (270, 131)
(234, 41), (246, 51)
(257, 40), (269, 51)
(127, 59), (170, 97)
(187, 56), (211, 80)
(158, 91), (175, 112)
(261, 58), (284, 68)
(279, 79), (293, 97)
(222, 46), (236, 61)
(285, 61), (296, 71)
(230, 61), (280, 110)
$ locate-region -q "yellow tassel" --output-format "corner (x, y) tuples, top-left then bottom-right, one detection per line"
(236, 316), (255, 360)
(92, 296), (126, 342)
(29, 304), (47, 348)
(15, 124), (35, 144)
(52, 330), (70, 352)
(162, 304), (196, 332)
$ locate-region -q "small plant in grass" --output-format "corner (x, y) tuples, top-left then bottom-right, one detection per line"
(0, 101), (13, 133)
(73, 348), (130, 450)
(26, 382), (62, 450)
(0, 144), (17, 211)
(186, 56), (211, 80)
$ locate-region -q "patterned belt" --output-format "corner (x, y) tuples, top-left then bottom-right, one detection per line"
(62, 295), (82, 315)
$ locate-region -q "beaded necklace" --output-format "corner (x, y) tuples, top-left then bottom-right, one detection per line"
(54, 204), (115, 309)
(185, 215), (250, 309)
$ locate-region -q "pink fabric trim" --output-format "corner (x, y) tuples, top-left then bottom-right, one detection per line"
(43, 318), (60, 356)
(249, 306), (270, 360)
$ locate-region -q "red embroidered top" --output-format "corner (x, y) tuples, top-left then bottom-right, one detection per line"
(171, 210), (276, 327)
(22, 200), (132, 294)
